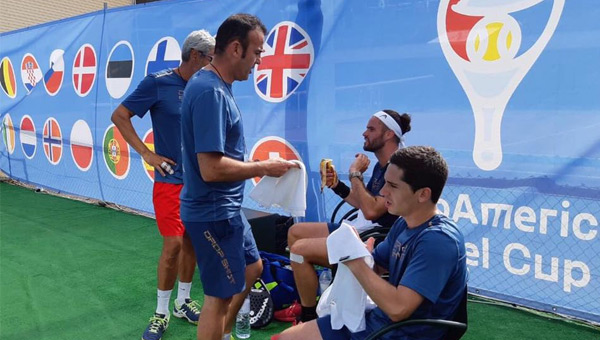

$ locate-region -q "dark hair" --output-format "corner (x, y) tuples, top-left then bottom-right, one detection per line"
(382, 109), (411, 144)
(389, 146), (448, 203)
(214, 13), (267, 57)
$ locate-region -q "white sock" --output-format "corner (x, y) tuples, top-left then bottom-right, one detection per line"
(222, 333), (231, 340)
(156, 289), (172, 316)
(176, 281), (192, 305)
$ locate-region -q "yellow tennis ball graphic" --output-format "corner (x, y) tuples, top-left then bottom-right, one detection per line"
(467, 15), (521, 64)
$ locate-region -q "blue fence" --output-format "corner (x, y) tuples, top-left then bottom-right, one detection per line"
(1, 0), (598, 324)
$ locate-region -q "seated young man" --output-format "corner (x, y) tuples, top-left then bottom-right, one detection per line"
(278, 146), (468, 340)
(285, 110), (411, 322)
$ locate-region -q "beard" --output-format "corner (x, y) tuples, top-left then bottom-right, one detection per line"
(363, 137), (385, 152)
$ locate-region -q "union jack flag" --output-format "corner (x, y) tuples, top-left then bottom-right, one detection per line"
(254, 21), (314, 103)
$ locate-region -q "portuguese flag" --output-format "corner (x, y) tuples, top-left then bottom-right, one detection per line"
(103, 125), (130, 179)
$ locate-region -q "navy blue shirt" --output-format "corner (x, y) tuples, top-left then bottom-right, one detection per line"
(368, 214), (468, 339)
(121, 69), (186, 184)
(366, 162), (397, 228)
(180, 70), (246, 222)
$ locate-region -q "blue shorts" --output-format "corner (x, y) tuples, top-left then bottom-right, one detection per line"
(327, 222), (341, 234)
(316, 315), (369, 340)
(183, 213), (260, 298)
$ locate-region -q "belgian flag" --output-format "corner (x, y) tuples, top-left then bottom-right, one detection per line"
(0, 57), (17, 98)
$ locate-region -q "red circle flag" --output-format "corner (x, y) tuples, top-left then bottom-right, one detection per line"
(248, 136), (302, 185)
(70, 120), (94, 171)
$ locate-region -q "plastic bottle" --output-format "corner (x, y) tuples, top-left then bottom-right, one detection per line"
(319, 268), (332, 295)
(235, 296), (251, 339)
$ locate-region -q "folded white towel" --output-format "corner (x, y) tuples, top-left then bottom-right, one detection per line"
(249, 160), (307, 217)
(317, 222), (374, 332)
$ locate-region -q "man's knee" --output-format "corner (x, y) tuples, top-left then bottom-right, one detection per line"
(161, 237), (183, 260)
(203, 295), (233, 314)
(287, 223), (304, 245)
(288, 223), (328, 246)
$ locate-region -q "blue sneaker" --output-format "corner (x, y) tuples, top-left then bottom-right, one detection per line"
(173, 298), (201, 324)
(141, 313), (169, 340)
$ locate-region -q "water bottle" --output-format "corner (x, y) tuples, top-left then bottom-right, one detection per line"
(235, 297), (251, 339)
(319, 268), (332, 295)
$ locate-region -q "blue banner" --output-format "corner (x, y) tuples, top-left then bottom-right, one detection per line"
(1, 0), (598, 324)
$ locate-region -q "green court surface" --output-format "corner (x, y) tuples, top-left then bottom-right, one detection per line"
(1, 182), (598, 339)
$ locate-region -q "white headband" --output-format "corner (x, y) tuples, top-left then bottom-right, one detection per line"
(373, 111), (405, 148)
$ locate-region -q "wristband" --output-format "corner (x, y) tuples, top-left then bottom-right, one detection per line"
(332, 181), (350, 199)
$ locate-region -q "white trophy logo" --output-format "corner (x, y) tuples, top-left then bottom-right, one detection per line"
(438, 0), (565, 170)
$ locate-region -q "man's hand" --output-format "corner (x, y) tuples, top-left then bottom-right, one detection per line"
(261, 158), (298, 177)
(142, 150), (176, 177)
(365, 237), (375, 253)
(349, 153), (370, 174)
(326, 165), (339, 188)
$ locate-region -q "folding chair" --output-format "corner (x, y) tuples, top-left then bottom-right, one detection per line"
(365, 287), (468, 340)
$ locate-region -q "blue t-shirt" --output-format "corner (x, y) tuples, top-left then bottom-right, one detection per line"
(180, 70), (246, 222)
(121, 69), (186, 184)
(368, 214), (468, 340)
(366, 162), (397, 228)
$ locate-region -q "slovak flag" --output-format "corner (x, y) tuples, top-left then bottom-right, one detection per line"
(254, 21), (314, 103)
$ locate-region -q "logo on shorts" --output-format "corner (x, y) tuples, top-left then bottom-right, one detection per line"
(204, 231), (235, 284)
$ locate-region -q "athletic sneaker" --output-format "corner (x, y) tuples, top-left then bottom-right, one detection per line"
(273, 301), (301, 322)
(142, 313), (169, 340)
(173, 298), (201, 324)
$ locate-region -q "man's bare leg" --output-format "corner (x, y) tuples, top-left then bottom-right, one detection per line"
(196, 295), (232, 340)
(223, 260), (263, 335)
(289, 237), (330, 321)
(278, 319), (323, 340)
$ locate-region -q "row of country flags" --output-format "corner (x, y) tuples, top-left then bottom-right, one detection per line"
(1, 21), (316, 103)
(1, 113), (157, 181)
(0, 37), (182, 100)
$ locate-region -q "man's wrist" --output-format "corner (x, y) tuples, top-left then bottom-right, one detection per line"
(349, 171), (363, 181)
(332, 181), (350, 199)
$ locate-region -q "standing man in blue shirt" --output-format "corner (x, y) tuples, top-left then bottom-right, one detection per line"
(180, 14), (296, 340)
(111, 30), (215, 340)
(277, 146), (467, 340)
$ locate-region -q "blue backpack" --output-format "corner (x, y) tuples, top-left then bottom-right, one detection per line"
(259, 251), (299, 310)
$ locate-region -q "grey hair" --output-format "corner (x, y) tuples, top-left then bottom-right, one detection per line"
(181, 29), (216, 62)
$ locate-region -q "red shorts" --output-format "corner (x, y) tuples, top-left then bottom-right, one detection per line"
(153, 182), (185, 237)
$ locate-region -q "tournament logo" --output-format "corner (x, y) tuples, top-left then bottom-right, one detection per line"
(42, 117), (63, 165)
(21, 53), (43, 93)
(248, 136), (302, 185)
(106, 41), (134, 99)
(19, 115), (36, 159)
(2, 113), (16, 154)
(70, 119), (94, 172)
(437, 0), (565, 170)
(103, 124), (130, 179)
(72, 44), (97, 97)
(145, 36), (181, 76)
(0, 57), (17, 98)
(142, 129), (155, 181)
(44, 49), (65, 96)
(254, 21), (314, 103)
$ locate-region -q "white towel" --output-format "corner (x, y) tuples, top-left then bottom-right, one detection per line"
(249, 160), (307, 217)
(317, 222), (375, 332)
